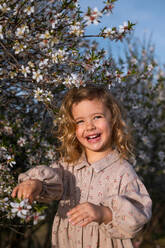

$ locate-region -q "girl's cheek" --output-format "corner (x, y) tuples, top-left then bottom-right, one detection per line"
(75, 129), (81, 140)
(76, 126), (83, 134)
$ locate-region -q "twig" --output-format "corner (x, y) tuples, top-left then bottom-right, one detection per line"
(0, 40), (19, 67)
(0, 224), (25, 235)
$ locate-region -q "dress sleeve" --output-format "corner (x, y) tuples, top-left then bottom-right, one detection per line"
(18, 163), (64, 203)
(100, 176), (152, 239)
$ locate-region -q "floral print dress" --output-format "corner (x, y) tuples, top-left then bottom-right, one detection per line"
(18, 150), (152, 248)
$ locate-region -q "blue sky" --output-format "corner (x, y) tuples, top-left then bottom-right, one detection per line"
(80, 0), (165, 64)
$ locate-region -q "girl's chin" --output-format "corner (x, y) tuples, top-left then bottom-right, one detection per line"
(85, 143), (108, 152)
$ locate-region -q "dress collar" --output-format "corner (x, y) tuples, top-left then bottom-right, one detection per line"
(74, 152), (89, 170)
(75, 150), (120, 172)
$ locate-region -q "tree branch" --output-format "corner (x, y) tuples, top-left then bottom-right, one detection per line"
(0, 41), (19, 67)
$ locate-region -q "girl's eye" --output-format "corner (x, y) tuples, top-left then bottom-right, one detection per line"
(76, 120), (84, 125)
(94, 115), (102, 120)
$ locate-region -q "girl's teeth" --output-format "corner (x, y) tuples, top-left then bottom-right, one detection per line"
(87, 134), (100, 139)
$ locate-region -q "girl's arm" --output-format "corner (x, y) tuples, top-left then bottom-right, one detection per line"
(12, 163), (64, 203)
(99, 175), (152, 239)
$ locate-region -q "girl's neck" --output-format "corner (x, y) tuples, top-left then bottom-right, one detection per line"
(86, 148), (113, 164)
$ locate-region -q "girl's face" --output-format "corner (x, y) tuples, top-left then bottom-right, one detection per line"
(72, 98), (113, 163)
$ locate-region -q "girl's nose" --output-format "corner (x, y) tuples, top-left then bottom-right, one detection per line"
(86, 120), (95, 130)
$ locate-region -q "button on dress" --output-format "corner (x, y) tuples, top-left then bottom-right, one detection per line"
(18, 150), (152, 248)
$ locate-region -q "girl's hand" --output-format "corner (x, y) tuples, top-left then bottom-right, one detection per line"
(67, 202), (112, 227)
(11, 179), (43, 204)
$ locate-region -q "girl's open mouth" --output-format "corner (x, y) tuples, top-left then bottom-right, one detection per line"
(86, 133), (101, 141)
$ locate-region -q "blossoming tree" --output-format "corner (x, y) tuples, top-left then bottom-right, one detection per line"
(0, 0), (165, 247)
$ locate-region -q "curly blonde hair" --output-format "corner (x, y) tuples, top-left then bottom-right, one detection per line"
(56, 85), (134, 164)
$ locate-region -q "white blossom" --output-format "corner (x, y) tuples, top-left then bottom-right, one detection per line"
(34, 88), (53, 102)
(4, 126), (13, 135)
(119, 21), (128, 33)
(142, 136), (152, 147)
(34, 88), (44, 101)
(32, 212), (45, 225)
(9, 71), (17, 79)
(39, 59), (49, 68)
(84, 7), (102, 25)
(28, 155), (37, 165)
(51, 49), (68, 63)
(50, 13), (62, 28)
(40, 30), (51, 39)
(6, 155), (16, 168)
(44, 90), (53, 102)
(15, 25), (29, 38)
(0, 146), (7, 152)
(147, 64), (153, 72)
(24, 6), (34, 15)
(13, 4), (19, 15)
(21, 65), (31, 77)
(103, 27), (115, 38)
(158, 151), (165, 161)
(28, 61), (35, 68)
(115, 71), (122, 83)
(63, 73), (81, 87)
(32, 70), (43, 82)
(50, 19), (58, 29)
(17, 137), (27, 147)
(46, 149), (56, 160)
(13, 42), (27, 54)
(10, 199), (32, 219)
(104, 3), (114, 15)
(0, 3), (10, 12)
(70, 22), (84, 36)
(0, 25), (4, 39)
(0, 197), (9, 211)
(131, 57), (138, 65)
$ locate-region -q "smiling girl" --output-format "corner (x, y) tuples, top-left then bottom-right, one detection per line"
(12, 85), (152, 248)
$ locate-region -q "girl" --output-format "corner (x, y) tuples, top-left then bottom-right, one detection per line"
(12, 85), (152, 248)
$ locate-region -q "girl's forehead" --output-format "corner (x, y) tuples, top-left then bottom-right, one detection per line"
(72, 98), (104, 108)
(72, 98), (109, 117)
